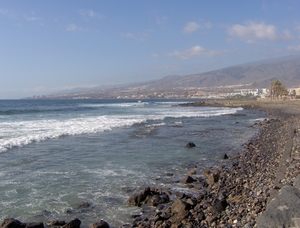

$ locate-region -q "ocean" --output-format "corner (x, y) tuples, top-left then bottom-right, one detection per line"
(0, 99), (266, 227)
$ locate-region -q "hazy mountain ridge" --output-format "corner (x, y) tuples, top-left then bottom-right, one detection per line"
(28, 55), (300, 99)
(124, 55), (300, 92)
(162, 55), (300, 89)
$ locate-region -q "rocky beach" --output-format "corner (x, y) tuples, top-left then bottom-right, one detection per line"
(2, 100), (300, 228)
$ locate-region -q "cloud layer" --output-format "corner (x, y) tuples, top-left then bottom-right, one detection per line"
(167, 46), (218, 59)
(228, 21), (292, 43)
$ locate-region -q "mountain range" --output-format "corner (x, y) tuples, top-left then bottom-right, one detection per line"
(134, 55), (300, 91)
(31, 55), (300, 99)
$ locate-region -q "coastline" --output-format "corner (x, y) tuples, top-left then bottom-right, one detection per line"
(2, 99), (300, 228)
(126, 99), (300, 227)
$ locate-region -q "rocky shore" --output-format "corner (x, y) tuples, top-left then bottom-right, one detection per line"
(124, 100), (300, 227)
(2, 100), (300, 228)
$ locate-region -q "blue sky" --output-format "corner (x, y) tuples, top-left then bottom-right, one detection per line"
(1, 1), (300, 98)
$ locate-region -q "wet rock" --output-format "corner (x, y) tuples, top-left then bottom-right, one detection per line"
(62, 218), (81, 228)
(222, 153), (229, 159)
(0, 218), (25, 228)
(182, 175), (196, 184)
(89, 220), (110, 228)
(25, 223), (44, 228)
(185, 142), (196, 148)
(127, 187), (169, 206)
(146, 194), (169, 206)
(76, 202), (90, 209)
(45, 220), (66, 227)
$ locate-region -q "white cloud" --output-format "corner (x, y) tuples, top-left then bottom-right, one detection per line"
(26, 16), (41, 21)
(67, 24), (85, 32)
(228, 21), (292, 43)
(167, 45), (218, 59)
(151, 53), (159, 58)
(120, 32), (135, 38)
(183, 21), (212, 33)
(79, 9), (103, 18)
(287, 44), (300, 52)
(295, 24), (300, 31)
(120, 30), (153, 41)
(183, 21), (200, 33)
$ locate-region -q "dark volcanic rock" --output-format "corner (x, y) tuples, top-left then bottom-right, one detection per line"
(0, 218), (25, 228)
(185, 142), (196, 148)
(45, 220), (66, 227)
(127, 187), (169, 206)
(182, 175), (196, 184)
(25, 223), (44, 228)
(89, 220), (110, 228)
(222, 153), (229, 159)
(62, 218), (81, 228)
(123, 101), (300, 227)
(76, 202), (90, 209)
(211, 199), (228, 215)
(257, 185), (300, 227)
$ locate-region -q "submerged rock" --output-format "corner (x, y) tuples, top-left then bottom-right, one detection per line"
(185, 142), (196, 148)
(222, 153), (229, 159)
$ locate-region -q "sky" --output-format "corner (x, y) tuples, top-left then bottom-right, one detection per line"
(1, 1), (300, 99)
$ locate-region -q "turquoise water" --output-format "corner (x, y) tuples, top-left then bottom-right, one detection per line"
(0, 99), (265, 227)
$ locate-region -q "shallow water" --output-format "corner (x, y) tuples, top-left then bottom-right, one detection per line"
(0, 99), (266, 227)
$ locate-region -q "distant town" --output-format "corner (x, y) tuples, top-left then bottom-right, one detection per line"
(28, 83), (300, 100)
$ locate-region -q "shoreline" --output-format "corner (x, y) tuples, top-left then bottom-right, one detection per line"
(126, 99), (300, 227)
(2, 99), (300, 228)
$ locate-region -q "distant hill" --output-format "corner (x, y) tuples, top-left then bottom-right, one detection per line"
(135, 55), (300, 91)
(27, 55), (300, 99)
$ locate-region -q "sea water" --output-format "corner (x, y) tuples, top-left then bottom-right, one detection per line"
(0, 99), (266, 227)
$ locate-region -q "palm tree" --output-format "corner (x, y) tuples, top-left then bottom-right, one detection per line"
(270, 80), (288, 99)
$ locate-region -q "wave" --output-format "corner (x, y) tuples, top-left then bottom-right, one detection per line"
(0, 106), (98, 116)
(0, 116), (147, 153)
(0, 106), (242, 153)
(79, 102), (148, 108)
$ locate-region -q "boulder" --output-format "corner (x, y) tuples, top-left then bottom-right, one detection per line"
(182, 175), (196, 184)
(202, 169), (211, 175)
(206, 173), (220, 184)
(186, 142), (196, 148)
(89, 220), (109, 228)
(169, 199), (190, 224)
(62, 218), (81, 228)
(45, 221), (66, 227)
(187, 169), (196, 175)
(222, 154), (229, 159)
(211, 199), (228, 215)
(145, 194), (169, 206)
(172, 199), (188, 214)
(25, 223), (44, 228)
(257, 185), (300, 228)
(127, 187), (169, 206)
(0, 218), (25, 228)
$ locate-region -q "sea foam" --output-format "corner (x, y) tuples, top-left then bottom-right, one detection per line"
(0, 104), (241, 153)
